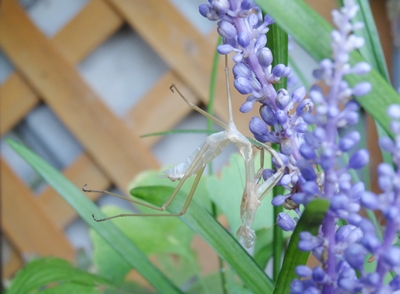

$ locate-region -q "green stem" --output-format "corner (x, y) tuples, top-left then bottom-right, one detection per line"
(267, 22), (288, 281)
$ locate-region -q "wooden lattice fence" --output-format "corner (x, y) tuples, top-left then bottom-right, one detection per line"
(0, 0), (391, 282)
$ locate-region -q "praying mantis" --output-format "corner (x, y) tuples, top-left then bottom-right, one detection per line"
(83, 56), (286, 248)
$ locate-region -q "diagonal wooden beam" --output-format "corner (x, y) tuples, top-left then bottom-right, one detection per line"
(1, 160), (75, 261)
(0, 0), (158, 190)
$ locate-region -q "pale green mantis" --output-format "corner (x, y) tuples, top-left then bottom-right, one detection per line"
(83, 57), (286, 248)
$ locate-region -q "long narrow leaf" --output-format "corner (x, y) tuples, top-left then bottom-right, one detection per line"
(7, 140), (182, 294)
(131, 185), (275, 293)
(257, 0), (399, 136)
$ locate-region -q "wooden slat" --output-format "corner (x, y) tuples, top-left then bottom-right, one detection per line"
(0, 0), (123, 135)
(53, 0), (123, 63)
(0, 74), (39, 135)
(2, 243), (23, 279)
(126, 71), (199, 147)
(105, 0), (256, 136)
(0, 0), (158, 190)
(38, 153), (111, 228)
(1, 160), (75, 261)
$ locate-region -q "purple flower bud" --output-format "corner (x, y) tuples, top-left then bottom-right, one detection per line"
(233, 53), (242, 63)
(296, 265), (312, 277)
(276, 109), (288, 125)
(257, 47), (273, 67)
(234, 77), (253, 94)
(199, 4), (211, 18)
(260, 104), (277, 126)
(352, 62), (371, 75)
(271, 195), (286, 206)
(299, 144), (316, 159)
(277, 212), (295, 231)
(344, 244), (367, 269)
(295, 123), (308, 133)
(358, 219), (375, 234)
(255, 35), (267, 50)
(361, 234), (380, 253)
(366, 272), (379, 287)
(296, 99), (313, 116)
(262, 168), (274, 181)
(240, 101), (253, 113)
(379, 137), (395, 152)
(347, 213), (362, 225)
(297, 159), (317, 181)
(309, 88), (324, 104)
(302, 181), (320, 195)
(249, 116), (269, 142)
(336, 225), (362, 244)
(382, 246), (400, 266)
(272, 64), (290, 77)
(348, 182), (365, 200)
(314, 127), (327, 142)
(238, 31), (250, 48)
(217, 44), (234, 54)
(343, 110), (359, 125)
(292, 86), (307, 103)
(280, 139), (293, 156)
(338, 131), (360, 151)
(290, 279), (304, 294)
(361, 191), (379, 209)
(280, 174), (292, 186)
(348, 149), (369, 169)
(211, 0), (230, 12)
(352, 82), (371, 96)
(217, 21), (237, 39)
(387, 104), (400, 119)
(241, 0), (255, 10)
(312, 266), (327, 283)
(384, 206), (399, 222)
(330, 194), (349, 211)
(298, 232), (320, 251)
(378, 175), (393, 192)
(276, 89), (290, 109)
(248, 13), (258, 27)
(378, 163), (394, 176)
(233, 62), (252, 78)
(390, 276), (400, 291)
(291, 192), (306, 204)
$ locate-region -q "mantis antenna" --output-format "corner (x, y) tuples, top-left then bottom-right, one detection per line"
(83, 55), (286, 248)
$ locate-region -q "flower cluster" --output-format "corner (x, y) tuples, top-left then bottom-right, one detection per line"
(200, 0), (310, 208)
(200, 0), (400, 293)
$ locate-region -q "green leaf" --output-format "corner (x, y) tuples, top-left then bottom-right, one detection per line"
(6, 257), (133, 294)
(90, 205), (197, 284)
(6, 140), (182, 294)
(257, 0), (400, 137)
(130, 185), (275, 293)
(274, 199), (329, 294)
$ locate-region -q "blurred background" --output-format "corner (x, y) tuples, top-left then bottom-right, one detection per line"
(0, 0), (393, 286)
